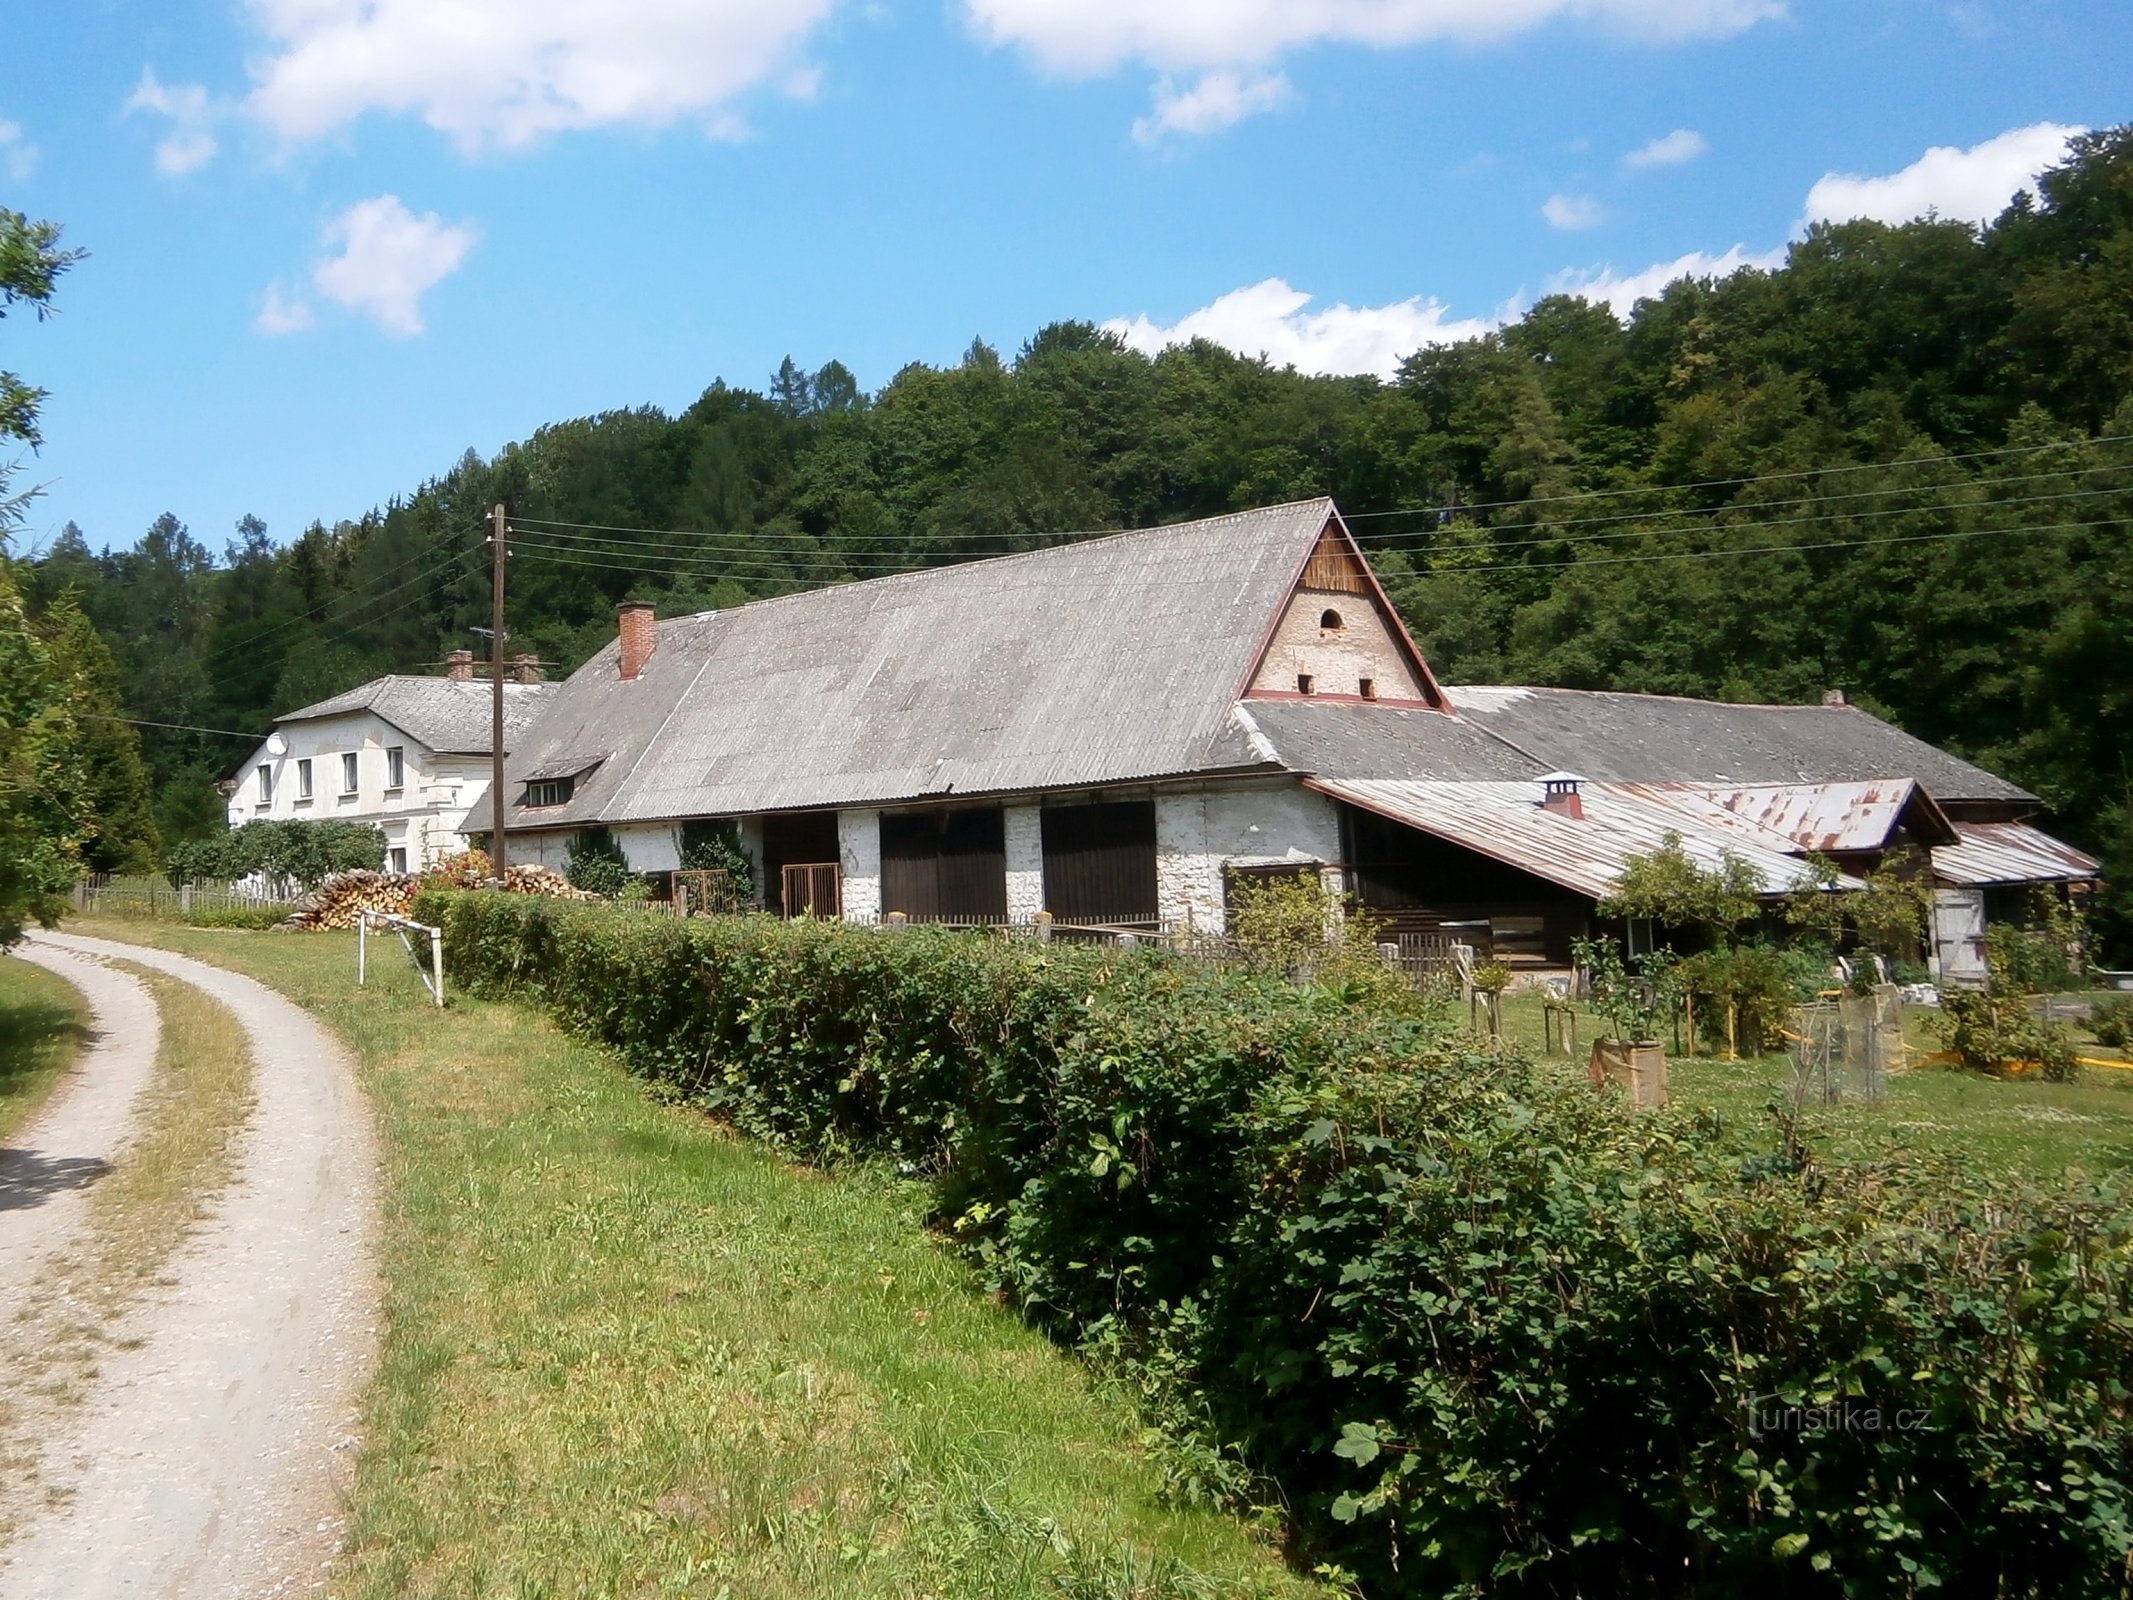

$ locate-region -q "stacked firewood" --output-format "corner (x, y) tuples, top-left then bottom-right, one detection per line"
(501, 865), (599, 900)
(284, 869), (417, 930)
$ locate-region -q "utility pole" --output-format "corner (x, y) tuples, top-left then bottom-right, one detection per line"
(488, 502), (509, 880)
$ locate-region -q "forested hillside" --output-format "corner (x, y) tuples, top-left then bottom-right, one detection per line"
(24, 129), (2133, 947)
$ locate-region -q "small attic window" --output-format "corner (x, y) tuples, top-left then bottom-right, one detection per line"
(1297, 673), (1316, 696)
(524, 776), (575, 808)
(1319, 609), (1344, 630)
(1359, 677), (1378, 699)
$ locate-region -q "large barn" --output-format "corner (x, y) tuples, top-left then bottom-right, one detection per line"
(480, 498), (2096, 981)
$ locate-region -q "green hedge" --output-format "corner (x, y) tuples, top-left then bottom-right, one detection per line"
(418, 890), (2133, 1599)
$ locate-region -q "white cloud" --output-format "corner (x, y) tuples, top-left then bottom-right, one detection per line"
(243, 0), (838, 152)
(310, 197), (476, 338)
(1547, 243), (1782, 317)
(1624, 127), (1707, 168)
(0, 118), (36, 182)
(1542, 193), (1607, 230)
(1132, 71), (1293, 144)
(125, 69), (220, 174)
(965, 0), (1784, 75)
(253, 280), (316, 336)
(1802, 121), (2084, 229)
(1104, 278), (1500, 379)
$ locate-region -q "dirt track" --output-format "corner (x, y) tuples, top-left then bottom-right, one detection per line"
(1, 933), (379, 1599)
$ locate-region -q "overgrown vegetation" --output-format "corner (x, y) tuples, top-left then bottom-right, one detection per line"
(418, 891), (2133, 1598)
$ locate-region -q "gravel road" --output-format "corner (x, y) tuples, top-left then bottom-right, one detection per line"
(1, 933), (380, 1599)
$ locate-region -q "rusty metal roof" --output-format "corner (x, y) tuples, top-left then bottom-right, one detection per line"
(1610, 779), (1959, 854)
(1306, 777), (1852, 901)
(1446, 685), (2036, 804)
(1933, 823), (2100, 886)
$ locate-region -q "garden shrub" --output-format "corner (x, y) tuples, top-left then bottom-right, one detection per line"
(166, 818), (384, 890)
(2091, 996), (2133, 1051)
(417, 890), (2133, 1600)
(1937, 989), (2082, 1082)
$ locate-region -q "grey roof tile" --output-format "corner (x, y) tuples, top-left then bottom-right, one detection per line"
(278, 675), (557, 756)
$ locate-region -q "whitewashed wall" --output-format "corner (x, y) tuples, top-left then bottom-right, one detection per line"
(226, 711), (491, 870)
(1155, 781), (1343, 932)
(1004, 804), (1044, 920)
(839, 809), (883, 921)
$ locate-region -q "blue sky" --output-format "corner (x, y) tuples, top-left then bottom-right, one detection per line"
(3, 0), (2127, 554)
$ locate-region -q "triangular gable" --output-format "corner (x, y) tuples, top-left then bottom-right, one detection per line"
(1240, 512), (1448, 710)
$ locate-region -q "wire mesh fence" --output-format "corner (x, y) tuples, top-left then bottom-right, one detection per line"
(74, 873), (301, 920)
(1789, 985), (1903, 1106)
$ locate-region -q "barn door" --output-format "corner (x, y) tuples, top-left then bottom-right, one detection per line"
(1932, 888), (1987, 987)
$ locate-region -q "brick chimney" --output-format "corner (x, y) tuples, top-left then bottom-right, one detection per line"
(511, 653), (543, 684)
(1822, 688), (1848, 707)
(617, 601), (656, 682)
(1539, 772), (1585, 820)
(445, 649), (474, 682)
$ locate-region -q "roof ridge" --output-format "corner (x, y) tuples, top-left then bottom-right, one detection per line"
(642, 498), (1339, 624)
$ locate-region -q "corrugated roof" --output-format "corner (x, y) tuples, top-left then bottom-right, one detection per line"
(1307, 776), (1851, 901)
(277, 675), (556, 755)
(1934, 822), (2100, 886)
(1446, 685), (2035, 804)
(500, 501), (1349, 829)
(1611, 779), (1958, 854)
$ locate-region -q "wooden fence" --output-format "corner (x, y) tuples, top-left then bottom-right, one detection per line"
(74, 873), (301, 920)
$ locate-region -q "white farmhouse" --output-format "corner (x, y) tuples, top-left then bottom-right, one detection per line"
(228, 652), (556, 873)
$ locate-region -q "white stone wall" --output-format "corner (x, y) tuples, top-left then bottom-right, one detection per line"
(498, 829), (575, 871)
(838, 810), (883, 922)
(1004, 805), (1044, 920)
(1248, 587), (1428, 701)
(1155, 781), (1343, 933)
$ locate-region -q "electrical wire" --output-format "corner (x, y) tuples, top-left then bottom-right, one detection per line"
(504, 474), (2133, 571)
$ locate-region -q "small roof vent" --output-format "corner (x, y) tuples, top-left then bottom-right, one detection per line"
(1539, 771), (1585, 819)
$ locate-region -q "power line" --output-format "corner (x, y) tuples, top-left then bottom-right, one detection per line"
(1410, 511), (2124, 579)
(504, 466), (2130, 574)
(82, 713), (264, 741)
(1341, 430), (2133, 521)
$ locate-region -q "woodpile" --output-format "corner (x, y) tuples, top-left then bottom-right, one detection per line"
(284, 869), (417, 930)
(281, 860), (600, 929)
(500, 865), (599, 900)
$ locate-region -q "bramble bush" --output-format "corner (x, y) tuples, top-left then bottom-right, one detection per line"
(417, 890), (2133, 1600)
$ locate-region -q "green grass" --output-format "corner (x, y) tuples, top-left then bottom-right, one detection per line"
(0, 954), (89, 1146)
(1490, 987), (2133, 1179)
(68, 920), (1313, 1600)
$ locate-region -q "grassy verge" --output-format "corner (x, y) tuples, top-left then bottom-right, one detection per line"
(67, 920), (1313, 1600)
(1493, 988), (2133, 1177)
(0, 955), (89, 1145)
(0, 962), (255, 1540)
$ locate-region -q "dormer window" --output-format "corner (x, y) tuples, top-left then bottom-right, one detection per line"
(1320, 609), (1344, 630)
(1297, 673), (1315, 695)
(524, 776), (575, 808)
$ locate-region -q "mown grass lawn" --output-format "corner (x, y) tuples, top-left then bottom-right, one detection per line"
(1489, 987), (2133, 1179)
(0, 953), (88, 1145)
(70, 920), (1314, 1600)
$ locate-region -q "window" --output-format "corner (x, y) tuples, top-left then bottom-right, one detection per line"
(1296, 673), (1315, 695)
(386, 746), (405, 790)
(341, 752), (359, 794)
(257, 764), (273, 802)
(1320, 609), (1344, 630)
(296, 758), (313, 800)
(1359, 677), (1377, 699)
(524, 776), (574, 808)
(388, 847), (408, 874)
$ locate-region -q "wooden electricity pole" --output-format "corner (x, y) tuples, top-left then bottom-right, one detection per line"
(488, 502), (509, 879)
